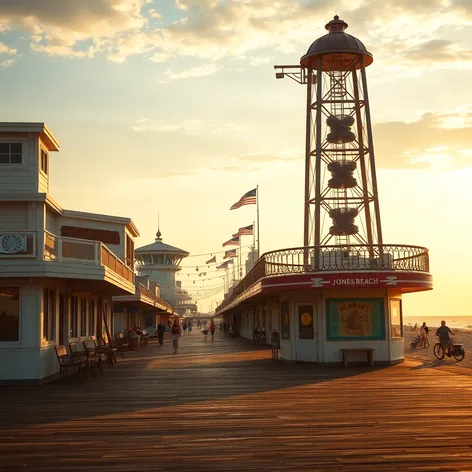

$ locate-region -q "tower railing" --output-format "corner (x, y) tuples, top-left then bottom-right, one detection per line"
(217, 244), (429, 311)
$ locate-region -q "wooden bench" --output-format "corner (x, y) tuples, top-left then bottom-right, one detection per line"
(341, 348), (375, 367)
(55, 345), (86, 380)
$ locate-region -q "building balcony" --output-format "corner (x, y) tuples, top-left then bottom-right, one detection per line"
(0, 230), (135, 293)
(216, 244), (432, 314)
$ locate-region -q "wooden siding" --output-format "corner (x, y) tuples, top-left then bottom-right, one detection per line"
(0, 133), (39, 194)
(0, 202), (29, 230)
(61, 225), (120, 246)
(58, 216), (125, 261)
(45, 208), (60, 235)
(1, 335), (472, 470)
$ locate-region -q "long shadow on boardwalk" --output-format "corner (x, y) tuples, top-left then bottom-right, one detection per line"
(0, 336), (385, 429)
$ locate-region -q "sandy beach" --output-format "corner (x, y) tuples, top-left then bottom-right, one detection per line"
(405, 327), (472, 369)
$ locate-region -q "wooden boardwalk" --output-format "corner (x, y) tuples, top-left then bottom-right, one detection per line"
(2, 332), (472, 471)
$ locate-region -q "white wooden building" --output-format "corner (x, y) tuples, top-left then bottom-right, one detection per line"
(0, 123), (139, 383)
(113, 275), (175, 336)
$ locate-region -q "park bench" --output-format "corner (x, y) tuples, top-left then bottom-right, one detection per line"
(83, 340), (105, 375)
(114, 332), (129, 357)
(95, 338), (118, 366)
(340, 348), (375, 367)
(55, 345), (86, 380)
(70, 341), (99, 379)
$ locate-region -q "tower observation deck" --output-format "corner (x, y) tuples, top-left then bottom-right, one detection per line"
(135, 229), (189, 306)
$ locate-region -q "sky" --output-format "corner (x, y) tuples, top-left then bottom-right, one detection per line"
(0, 0), (471, 316)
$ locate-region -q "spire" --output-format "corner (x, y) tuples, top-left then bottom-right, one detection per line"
(155, 211), (162, 242)
(325, 15), (348, 33)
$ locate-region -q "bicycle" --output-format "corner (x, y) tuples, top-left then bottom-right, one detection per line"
(433, 338), (465, 361)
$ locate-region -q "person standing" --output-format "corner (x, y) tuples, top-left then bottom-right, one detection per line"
(182, 320), (188, 336)
(188, 323), (192, 335)
(170, 320), (181, 354)
(210, 320), (216, 341)
(157, 321), (166, 346)
(419, 322), (429, 347)
(436, 320), (454, 357)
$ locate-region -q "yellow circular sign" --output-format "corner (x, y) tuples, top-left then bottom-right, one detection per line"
(301, 312), (312, 326)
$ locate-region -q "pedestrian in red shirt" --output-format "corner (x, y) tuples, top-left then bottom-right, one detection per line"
(210, 321), (216, 341)
(170, 320), (181, 354)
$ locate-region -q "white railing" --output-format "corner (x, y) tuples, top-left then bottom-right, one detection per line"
(44, 231), (134, 283)
(44, 231), (99, 263)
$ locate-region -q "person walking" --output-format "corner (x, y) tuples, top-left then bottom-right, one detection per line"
(210, 320), (216, 341)
(419, 322), (429, 348)
(157, 321), (166, 346)
(188, 323), (192, 335)
(170, 320), (181, 354)
(182, 320), (188, 336)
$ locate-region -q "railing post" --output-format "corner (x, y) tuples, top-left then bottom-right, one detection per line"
(57, 235), (62, 262)
(94, 242), (100, 265)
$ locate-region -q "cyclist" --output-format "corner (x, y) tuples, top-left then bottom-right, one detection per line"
(435, 320), (455, 356)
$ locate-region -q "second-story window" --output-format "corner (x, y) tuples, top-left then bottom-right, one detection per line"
(126, 234), (134, 267)
(40, 149), (48, 174)
(0, 142), (22, 164)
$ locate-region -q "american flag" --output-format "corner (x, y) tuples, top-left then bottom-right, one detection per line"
(232, 224), (254, 238)
(206, 255), (216, 264)
(230, 188), (257, 210)
(217, 260), (233, 270)
(222, 236), (240, 247)
(224, 249), (237, 259)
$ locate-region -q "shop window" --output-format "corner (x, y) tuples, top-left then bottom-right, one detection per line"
(80, 298), (87, 337)
(0, 287), (20, 342)
(89, 300), (96, 336)
(42, 288), (56, 342)
(280, 301), (290, 340)
(145, 317), (153, 327)
(390, 299), (403, 339)
(70, 296), (78, 338)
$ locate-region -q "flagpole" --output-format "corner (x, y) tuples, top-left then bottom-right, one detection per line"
(256, 185), (260, 259)
(238, 246), (242, 281)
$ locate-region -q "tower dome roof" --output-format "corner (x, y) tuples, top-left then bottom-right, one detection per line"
(135, 229), (189, 257)
(300, 16), (373, 70)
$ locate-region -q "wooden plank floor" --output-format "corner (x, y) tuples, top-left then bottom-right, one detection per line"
(2, 332), (472, 471)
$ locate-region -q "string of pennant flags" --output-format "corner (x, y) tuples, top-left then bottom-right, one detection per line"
(178, 187), (260, 297)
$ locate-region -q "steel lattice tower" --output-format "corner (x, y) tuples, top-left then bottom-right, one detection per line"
(276, 16), (383, 266)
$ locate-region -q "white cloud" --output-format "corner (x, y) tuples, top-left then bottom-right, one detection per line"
(0, 42), (16, 55)
(0, 0), (471, 72)
(0, 58), (14, 68)
(131, 119), (247, 134)
(248, 55), (273, 66)
(159, 63), (222, 82)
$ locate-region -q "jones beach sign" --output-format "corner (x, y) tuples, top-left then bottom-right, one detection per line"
(333, 277), (379, 286)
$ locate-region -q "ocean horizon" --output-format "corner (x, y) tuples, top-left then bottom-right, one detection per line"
(404, 315), (472, 329)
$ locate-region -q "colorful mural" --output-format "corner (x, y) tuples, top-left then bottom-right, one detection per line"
(326, 298), (385, 341)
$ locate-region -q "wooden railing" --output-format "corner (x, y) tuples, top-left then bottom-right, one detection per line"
(217, 244), (430, 312)
(101, 245), (134, 283)
(138, 283), (173, 311)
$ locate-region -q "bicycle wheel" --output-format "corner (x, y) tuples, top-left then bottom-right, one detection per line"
(433, 343), (444, 360)
(453, 347), (465, 362)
